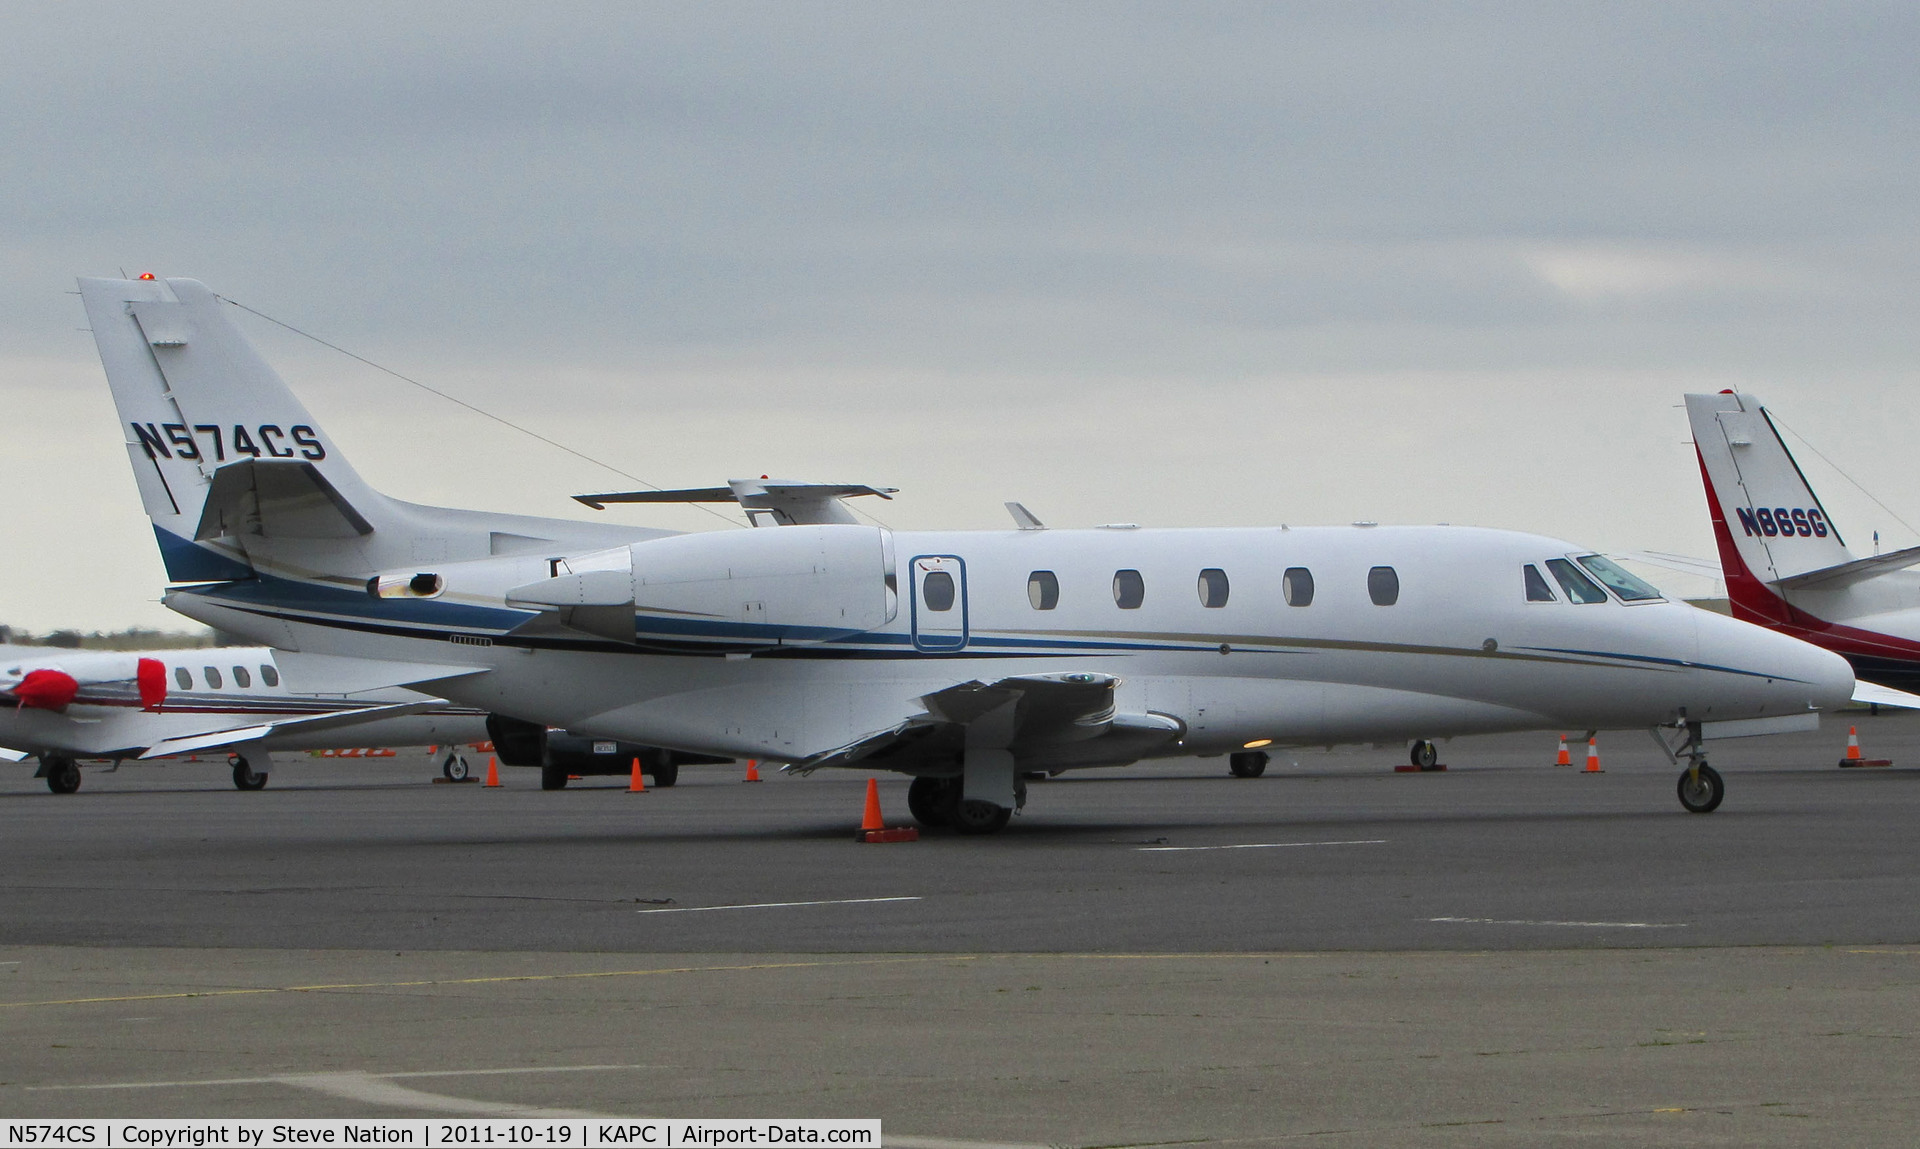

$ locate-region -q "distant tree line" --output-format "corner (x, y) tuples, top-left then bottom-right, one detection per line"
(0, 625), (248, 650)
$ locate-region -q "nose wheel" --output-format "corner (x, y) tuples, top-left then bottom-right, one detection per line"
(1677, 762), (1723, 813)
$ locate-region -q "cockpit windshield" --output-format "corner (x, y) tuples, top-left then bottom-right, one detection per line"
(1576, 554), (1664, 602)
(1544, 558), (1610, 604)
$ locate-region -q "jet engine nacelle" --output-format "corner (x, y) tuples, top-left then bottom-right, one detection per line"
(506, 524), (896, 649)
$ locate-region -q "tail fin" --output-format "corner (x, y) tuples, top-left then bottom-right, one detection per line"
(1684, 391), (1854, 585)
(79, 276), (391, 581)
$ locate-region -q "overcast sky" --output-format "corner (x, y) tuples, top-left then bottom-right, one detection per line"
(4, 2), (1919, 631)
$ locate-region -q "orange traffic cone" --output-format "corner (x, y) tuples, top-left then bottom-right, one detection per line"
(484, 755), (501, 788)
(1583, 737), (1603, 773)
(629, 757), (647, 792)
(744, 759), (762, 783)
(1554, 735), (1571, 767)
(861, 778), (883, 831)
(1838, 725), (1893, 767)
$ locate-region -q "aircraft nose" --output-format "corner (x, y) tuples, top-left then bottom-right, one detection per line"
(1696, 609), (1855, 715)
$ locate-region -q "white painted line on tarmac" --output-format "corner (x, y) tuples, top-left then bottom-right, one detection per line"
(1137, 839), (1387, 852)
(1429, 916), (1689, 929)
(637, 896), (923, 914)
(33, 1064), (657, 1091)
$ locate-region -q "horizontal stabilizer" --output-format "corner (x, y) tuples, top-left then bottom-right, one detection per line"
(0, 745), (30, 763)
(1851, 680), (1920, 710)
(195, 460), (373, 541)
(270, 651), (487, 696)
(575, 479), (897, 526)
(137, 700), (440, 759)
(1774, 545), (1920, 591)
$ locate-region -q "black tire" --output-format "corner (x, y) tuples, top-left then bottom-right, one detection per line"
(44, 758), (80, 795)
(441, 753), (470, 782)
(1677, 763), (1723, 813)
(648, 757), (679, 788)
(907, 776), (958, 827)
(951, 798), (1012, 835)
(231, 756), (268, 791)
(1228, 751), (1269, 778)
(1410, 740), (1439, 769)
(540, 767), (570, 790)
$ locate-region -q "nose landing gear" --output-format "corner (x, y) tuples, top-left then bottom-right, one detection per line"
(1655, 722), (1722, 814)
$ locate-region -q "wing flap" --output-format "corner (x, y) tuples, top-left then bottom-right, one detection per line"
(137, 700), (439, 759)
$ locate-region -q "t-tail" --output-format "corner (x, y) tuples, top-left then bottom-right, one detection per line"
(78, 276), (661, 596)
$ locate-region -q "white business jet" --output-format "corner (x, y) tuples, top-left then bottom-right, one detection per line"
(0, 644), (489, 792)
(76, 276), (1855, 830)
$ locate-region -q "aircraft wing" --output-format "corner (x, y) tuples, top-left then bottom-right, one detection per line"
(1851, 680), (1920, 710)
(0, 745), (30, 763)
(137, 700), (442, 759)
(574, 478), (897, 526)
(269, 651), (488, 696)
(791, 672), (1182, 773)
(1616, 551), (1725, 580)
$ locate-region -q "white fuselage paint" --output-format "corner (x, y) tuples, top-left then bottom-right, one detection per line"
(0, 646), (487, 760)
(165, 525), (1853, 766)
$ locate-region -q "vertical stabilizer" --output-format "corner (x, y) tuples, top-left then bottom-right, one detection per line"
(1684, 392), (1853, 584)
(79, 276), (391, 580)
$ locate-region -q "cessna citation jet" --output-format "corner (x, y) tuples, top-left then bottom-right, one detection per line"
(0, 644), (488, 792)
(1685, 390), (1920, 697)
(76, 276), (1856, 831)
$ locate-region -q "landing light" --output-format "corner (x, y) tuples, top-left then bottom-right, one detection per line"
(137, 273), (155, 280)
(1243, 738), (1273, 749)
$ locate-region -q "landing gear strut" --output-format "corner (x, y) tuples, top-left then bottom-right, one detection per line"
(230, 754), (269, 791)
(1655, 721), (1722, 814)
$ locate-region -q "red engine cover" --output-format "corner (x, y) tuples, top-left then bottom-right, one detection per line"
(137, 657), (167, 711)
(15, 668), (80, 712)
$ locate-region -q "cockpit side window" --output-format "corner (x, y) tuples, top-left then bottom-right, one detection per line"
(1576, 554), (1664, 601)
(1523, 564), (1557, 602)
(1545, 558), (1609, 604)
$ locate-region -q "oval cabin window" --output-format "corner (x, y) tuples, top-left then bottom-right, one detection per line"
(203, 667), (223, 689)
(1367, 566), (1400, 606)
(174, 666), (192, 690)
(922, 570), (956, 611)
(1027, 570), (1059, 610)
(260, 665), (280, 687)
(232, 666), (251, 688)
(1198, 568), (1229, 608)
(1113, 569), (1145, 609)
(1283, 567), (1314, 607)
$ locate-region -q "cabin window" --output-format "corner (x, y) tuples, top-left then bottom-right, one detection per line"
(232, 666), (251, 688)
(1027, 570), (1059, 610)
(1113, 569), (1145, 609)
(174, 666), (192, 690)
(260, 665), (279, 687)
(1545, 558), (1609, 604)
(921, 570), (956, 611)
(203, 667), (223, 689)
(1197, 568), (1229, 608)
(1367, 566), (1399, 606)
(1576, 554), (1663, 601)
(1283, 567), (1314, 607)
(1524, 564), (1557, 602)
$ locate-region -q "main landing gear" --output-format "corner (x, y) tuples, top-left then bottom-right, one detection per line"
(41, 756), (81, 794)
(230, 753), (269, 791)
(906, 775), (1021, 835)
(1654, 722), (1723, 814)
(1228, 751), (1268, 778)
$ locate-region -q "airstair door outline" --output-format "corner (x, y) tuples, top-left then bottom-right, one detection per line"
(910, 555), (968, 652)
